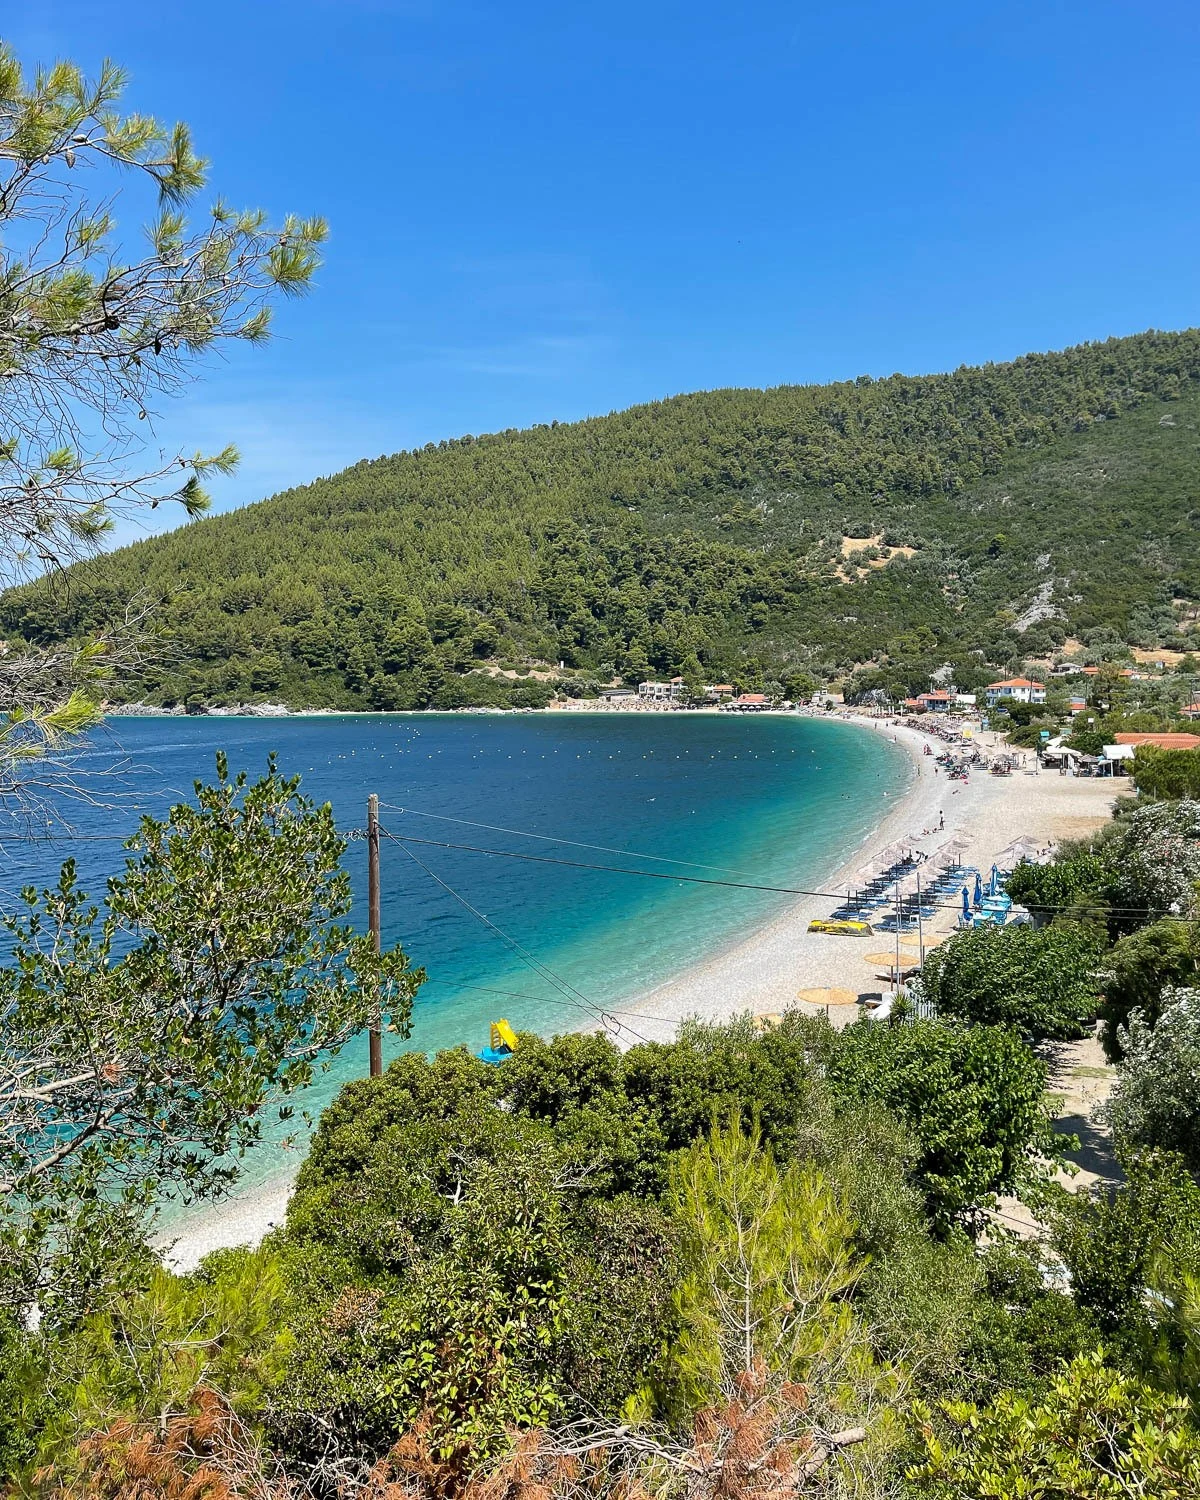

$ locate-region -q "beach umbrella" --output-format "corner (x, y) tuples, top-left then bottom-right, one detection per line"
(796, 986), (859, 1007)
(989, 862), (999, 895)
(917, 932), (952, 950)
(864, 949), (918, 968)
(961, 886), (970, 920)
(974, 872), (983, 908)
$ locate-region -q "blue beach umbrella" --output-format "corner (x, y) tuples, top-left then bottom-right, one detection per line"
(974, 873), (983, 909)
(962, 886), (970, 921)
(989, 863), (999, 895)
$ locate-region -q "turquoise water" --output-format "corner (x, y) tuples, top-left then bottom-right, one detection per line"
(3, 712), (910, 1189)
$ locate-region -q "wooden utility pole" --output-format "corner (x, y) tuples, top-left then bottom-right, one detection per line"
(367, 792), (382, 1078)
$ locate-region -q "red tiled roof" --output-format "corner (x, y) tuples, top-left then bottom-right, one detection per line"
(1113, 732), (1200, 750)
(738, 693), (768, 704)
(987, 678), (1045, 690)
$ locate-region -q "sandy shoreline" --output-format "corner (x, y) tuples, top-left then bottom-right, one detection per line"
(158, 712), (1119, 1272)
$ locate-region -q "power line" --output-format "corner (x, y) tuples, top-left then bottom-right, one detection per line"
(385, 832), (657, 1045)
(377, 825), (1192, 922)
(376, 800), (762, 878)
(3, 814), (1195, 923)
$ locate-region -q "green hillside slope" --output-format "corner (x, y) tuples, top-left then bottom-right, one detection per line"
(5, 329), (1200, 709)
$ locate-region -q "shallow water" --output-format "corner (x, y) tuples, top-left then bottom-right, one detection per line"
(3, 712), (909, 1189)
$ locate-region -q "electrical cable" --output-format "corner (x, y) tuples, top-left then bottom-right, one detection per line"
(376, 800), (762, 878)
(383, 830), (657, 1044)
(373, 826), (1192, 922)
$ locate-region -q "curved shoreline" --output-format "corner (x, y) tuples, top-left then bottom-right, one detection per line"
(159, 713), (1118, 1270)
(156, 712), (924, 1269)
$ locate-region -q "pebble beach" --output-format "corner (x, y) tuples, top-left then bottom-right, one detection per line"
(160, 711), (1119, 1271)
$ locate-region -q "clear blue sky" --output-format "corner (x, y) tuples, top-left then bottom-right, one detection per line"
(7, 1), (1200, 532)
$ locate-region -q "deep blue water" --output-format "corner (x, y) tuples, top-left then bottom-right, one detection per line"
(2, 712), (909, 1189)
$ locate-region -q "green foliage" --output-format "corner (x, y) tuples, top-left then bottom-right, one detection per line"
(1133, 745), (1200, 799)
(666, 1114), (862, 1405)
(0, 757), (422, 1324)
(11, 333), (1200, 705)
(1105, 797), (1200, 931)
(662, 1114), (896, 1450)
(919, 922), (1104, 1039)
(1102, 989), (1200, 1171)
(1050, 1150), (1200, 1333)
(1, 1245), (292, 1489)
(951, 1239), (1101, 1401)
(272, 1049), (679, 1474)
(910, 1349), (1200, 1498)
(1005, 847), (1112, 919)
(1100, 918), (1200, 1055)
(502, 1012), (835, 1196)
(828, 1020), (1061, 1232)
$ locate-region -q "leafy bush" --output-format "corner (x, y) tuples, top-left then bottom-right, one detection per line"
(1051, 1150), (1200, 1331)
(951, 1240), (1100, 1401)
(1133, 745), (1200, 799)
(1100, 918), (1200, 1056)
(501, 1013), (835, 1196)
(919, 922), (1104, 1039)
(1005, 848), (1111, 919)
(827, 1020), (1060, 1232)
(272, 1050), (680, 1474)
(909, 1349), (1200, 1498)
(1102, 989), (1200, 1170)
(1106, 798), (1200, 930)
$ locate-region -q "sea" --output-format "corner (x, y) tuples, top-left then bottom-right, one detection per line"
(2, 712), (910, 1192)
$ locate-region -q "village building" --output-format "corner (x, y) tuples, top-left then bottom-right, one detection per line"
(1112, 732), (1200, 751)
(984, 677), (1047, 707)
(638, 677), (685, 702)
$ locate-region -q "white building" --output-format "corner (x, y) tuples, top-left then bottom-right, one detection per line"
(985, 677), (1046, 708)
(638, 677), (685, 701)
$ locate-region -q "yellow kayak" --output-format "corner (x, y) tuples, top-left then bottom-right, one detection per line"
(808, 918), (873, 936)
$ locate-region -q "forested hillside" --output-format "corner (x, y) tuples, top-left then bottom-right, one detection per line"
(6, 329), (1200, 709)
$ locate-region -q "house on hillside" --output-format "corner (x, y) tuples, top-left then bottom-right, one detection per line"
(985, 677), (1046, 708)
(1068, 696), (1087, 716)
(704, 684), (735, 701)
(730, 693), (770, 711)
(639, 678), (685, 702)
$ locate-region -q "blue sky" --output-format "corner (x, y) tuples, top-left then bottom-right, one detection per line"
(7, 1), (1200, 536)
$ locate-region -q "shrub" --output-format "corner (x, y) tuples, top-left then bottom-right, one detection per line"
(1051, 1150), (1200, 1331)
(919, 922), (1104, 1039)
(1100, 918), (1200, 1056)
(827, 1020), (1060, 1232)
(909, 1349), (1200, 1499)
(1102, 989), (1200, 1170)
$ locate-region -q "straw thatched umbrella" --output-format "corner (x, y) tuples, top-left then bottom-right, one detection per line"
(796, 986), (859, 1007)
(863, 949), (919, 970)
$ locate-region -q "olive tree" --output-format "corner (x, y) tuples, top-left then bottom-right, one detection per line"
(0, 757), (422, 1323)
